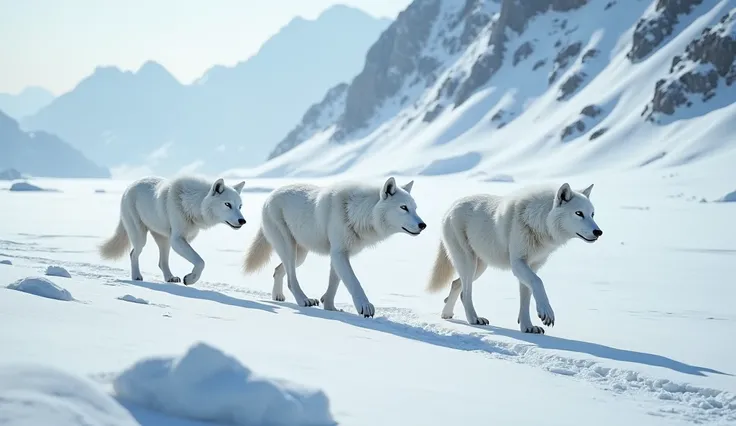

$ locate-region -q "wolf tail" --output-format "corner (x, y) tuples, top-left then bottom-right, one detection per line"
(99, 220), (130, 260)
(427, 241), (455, 293)
(243, 228), (273, 274)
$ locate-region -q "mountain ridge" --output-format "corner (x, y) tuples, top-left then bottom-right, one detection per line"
(250, 0), (736, 180)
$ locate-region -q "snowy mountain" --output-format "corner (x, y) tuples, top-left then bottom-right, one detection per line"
(0, 110), (110, 178)
(0, 86), (55, 120)
(248, 0), (736, 180)
(21, 5), (392, 177)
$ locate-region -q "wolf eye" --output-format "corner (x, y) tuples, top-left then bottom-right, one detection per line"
(225, 202), (232, 209)
(575, 211), (584, 218)
(591, 212), (595, 217)
(239, 204), (242, 210)
(400, 205), (408, 211)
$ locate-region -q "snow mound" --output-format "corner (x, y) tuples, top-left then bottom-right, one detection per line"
(113, 342), (335, 426)
(0, 259), (11, 265)
(117, 294), (150, 305)
(45, 265), (72, 278)
(716, 190), (736, 203)
(7, 276), (74, 301)
(0, 364), (139, 426)
(8, 181), (56, 192)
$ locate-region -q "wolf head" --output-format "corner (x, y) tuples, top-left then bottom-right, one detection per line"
(202, 178), (246, 230)
(549, 183), (602, 243)
(375, 177), (426, 237)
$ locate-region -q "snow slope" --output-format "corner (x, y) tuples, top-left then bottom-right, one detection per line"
(1, 158), (735, 425)
(238, 0), (736, 180)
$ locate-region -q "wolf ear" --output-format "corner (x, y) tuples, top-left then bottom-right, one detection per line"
(381, 177), (397, 200)
(233, 181), (245, 194)
(211, 178), (225, 195)
(556, 183), (572, 206)
(401, 180), (414, 194)
(580, 183), (594, 198)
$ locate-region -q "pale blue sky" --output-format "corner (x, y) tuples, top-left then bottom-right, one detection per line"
(0, 0), (409, 95)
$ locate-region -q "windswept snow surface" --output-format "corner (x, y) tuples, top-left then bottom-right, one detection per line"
(0, 165), (735, 425)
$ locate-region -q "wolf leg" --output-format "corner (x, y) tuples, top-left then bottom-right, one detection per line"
(511, 259), (555, 327)
(272, 245), (309, 303)
(170, 235), (205, 286)
(320, 265), (341, 311)
(151, 232), (179, 283)
(330, 250), (374, 317)
(122, 212), (147, 281)
(442, 259), (486, 319)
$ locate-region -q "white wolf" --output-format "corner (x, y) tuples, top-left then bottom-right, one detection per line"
(99, 176), (246, 285)
(242, 177), (426, 317)
(427, 183), (602, 334)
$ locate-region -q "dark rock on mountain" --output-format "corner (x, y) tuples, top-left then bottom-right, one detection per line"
(628, 0), (704, 62)
(643, 9), (736, 121)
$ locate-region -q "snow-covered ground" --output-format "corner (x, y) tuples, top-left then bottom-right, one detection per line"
(1, 159), (735, 425)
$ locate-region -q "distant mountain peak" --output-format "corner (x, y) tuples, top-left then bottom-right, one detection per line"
(136, 60), (178, 82)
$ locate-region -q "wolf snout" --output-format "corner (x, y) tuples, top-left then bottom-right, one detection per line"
(418, 222), (427, 230)
(238, 218), (246, 226)
(593, 229), (603, 237)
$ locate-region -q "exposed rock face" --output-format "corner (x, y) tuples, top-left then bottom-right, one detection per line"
(561, 119), (586, 140)
(557, 72), (586, 100)
(335, 0), (442, 140)
(455, 0), (588, 106)
(268, 84), (348, 159)
(581, 104), (602, 117)
(513, 41), (534, 66)
(643, 10), (736, 120)
(549, 41), (582, 84)
(628, 0), (704, 62)
(589, 127), (607, 140)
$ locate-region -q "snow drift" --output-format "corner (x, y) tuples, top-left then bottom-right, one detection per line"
(0, 365), (139, 426)
(6, 276), (74, 301)
(113, 342), (335, 426)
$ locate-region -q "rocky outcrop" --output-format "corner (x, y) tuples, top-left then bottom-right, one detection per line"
(557, 72), (586, 100)
(269, 84), (348, 159)
(513, 41), (534, 66)
(628, 0), (704, 62)
(455, 0), (588, 106)
(335, 0), (442, 141)
(642, 10), (736, 121)
(548, 41), (582, 84)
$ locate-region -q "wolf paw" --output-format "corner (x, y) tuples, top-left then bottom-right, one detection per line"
(272, 292), (286, 302)
(469, 316), (489, 326)
(354, 300), (375, 318)
(521, 325), (545, 334)
(536, 302), (555, 327)
(183, 272), (200, 286)
(166, 276), (181, 283)
(441, 312), (454, 319)
(320, 295), (341, 311)
(132, 275), (143, 281)
(297, 297), (320, 307)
